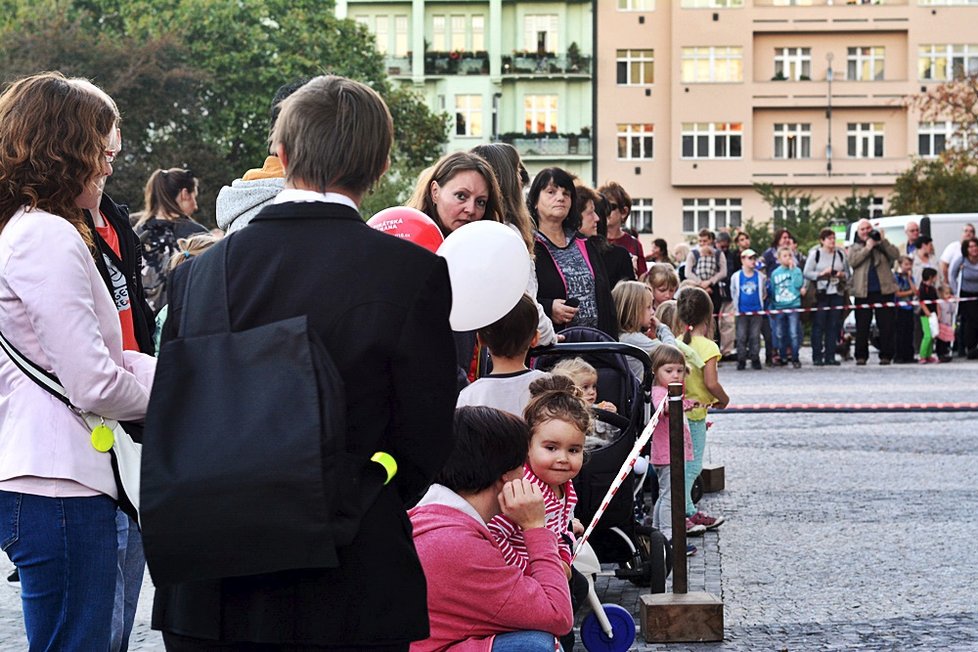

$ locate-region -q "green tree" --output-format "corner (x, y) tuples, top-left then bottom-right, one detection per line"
(888, 158), (978, 215)
(0, 3), (209, 220)
(750, 183), (876, 253)
(1, 0), (448, 225)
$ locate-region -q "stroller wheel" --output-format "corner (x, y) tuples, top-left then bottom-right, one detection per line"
(581, 604), (636, 652)
(691, 474), (704, 504)
(616, 526), (671, 591)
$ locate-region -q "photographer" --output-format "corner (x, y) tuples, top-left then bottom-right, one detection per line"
(804, 229), (851, 366)
(848, 219), (900, 365)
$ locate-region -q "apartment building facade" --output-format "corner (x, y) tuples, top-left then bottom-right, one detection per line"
(335, 0), (595, 181)
(596, 0), (978, 250)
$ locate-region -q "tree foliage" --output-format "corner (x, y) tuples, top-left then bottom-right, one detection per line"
(0, 0), (448, 225)
(750, 183), (877, 253)
(907, 72), (978, 167)
(888, 159), (978, 215)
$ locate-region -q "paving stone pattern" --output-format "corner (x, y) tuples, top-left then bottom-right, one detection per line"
(0, 359), (976, 650)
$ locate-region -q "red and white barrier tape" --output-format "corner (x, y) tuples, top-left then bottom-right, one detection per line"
(720, 295), (978, 318)
(572, 397), (666, 561)
(718, 402), (978, 413)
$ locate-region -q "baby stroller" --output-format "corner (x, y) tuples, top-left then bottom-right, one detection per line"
(531, 327), (673, 590)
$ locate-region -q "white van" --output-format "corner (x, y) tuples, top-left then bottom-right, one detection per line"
(845, 213), (977, 255)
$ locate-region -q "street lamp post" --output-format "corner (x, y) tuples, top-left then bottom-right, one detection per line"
(826, 52), (834, 177)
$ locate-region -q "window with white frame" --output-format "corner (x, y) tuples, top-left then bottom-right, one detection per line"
(681, 122), (743, 159)
(632, 199), (654, 234)
(774, 47), (812, 80)
(681, 0), (744, 7)
(618, 0), (655, 9)
(772, 198), (810, 225)
(616, 49), (654, 85)
(847, 47), (885, 81)
(394, 16), (409, 57)
(432, 15), (447, 51)
(919, 44), (978, 80)
(374, 15), (389, 54)
(847, 122), (885, 158)
(918, 121), (953, 158)
(455, 95), (483, 137)
(524, 95), (558, 134)
(773, 123), (812, 159)
(867, 197), (885, 219)
(450, 15), (466, 51)
(772, 0), (814, 5)
(681, 47), (743, 83)
(524, 14), (559, 53)
(471, 15), (485, 52)
(617, 124), (654, 160)
(682, 198), (742, 233)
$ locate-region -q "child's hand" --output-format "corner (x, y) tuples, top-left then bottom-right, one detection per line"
(561, 561), (573, 580)
(800, 286), (807, 297)
(595, 400), (617, 413)
(713, 397), (729, 409)
(572, 518), (585, 537)
(499, 479), (546, 530)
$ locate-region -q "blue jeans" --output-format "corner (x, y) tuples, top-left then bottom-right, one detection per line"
(684, 418), (708, 517)
(0, 491), (117, 651)
(492, 631), (562, 652)
(770, 312), (801, 362)
(811, 293), (844, 363)
(112, 509), (145, 652)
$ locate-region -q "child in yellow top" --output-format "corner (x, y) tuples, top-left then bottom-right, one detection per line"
(673, 287), (730, 532)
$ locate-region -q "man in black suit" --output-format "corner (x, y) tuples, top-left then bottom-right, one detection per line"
(152, 76), (457, 650)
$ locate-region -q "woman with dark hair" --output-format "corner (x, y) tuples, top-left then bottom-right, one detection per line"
(410, 406), (573, 652)
(576, 185), (634, 289)
(135, 168), (208, 312)
(762, 228), (800, 274)
(0, 72), (156, 651)
(648, 238), (670, 265)
(472, 143), (555, 346)
(950, 236), (978, 358)
(529, 168), (616, 337)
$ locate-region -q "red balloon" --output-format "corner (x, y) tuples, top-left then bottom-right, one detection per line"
(367, 207), (444, 253)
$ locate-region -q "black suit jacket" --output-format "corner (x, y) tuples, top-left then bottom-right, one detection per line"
(151, 201), (457, 645)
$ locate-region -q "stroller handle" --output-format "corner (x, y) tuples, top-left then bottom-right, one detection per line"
(529, 341), (653, 393)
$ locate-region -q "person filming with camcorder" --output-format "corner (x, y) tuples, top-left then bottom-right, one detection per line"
(849, 219), (900, 365)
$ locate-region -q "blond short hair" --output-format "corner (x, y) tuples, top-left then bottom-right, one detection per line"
(644, 263), (679, 292)
(551, 357), (598, 387)
(612, 280), (653, 335)
(271, 76), (392, 196)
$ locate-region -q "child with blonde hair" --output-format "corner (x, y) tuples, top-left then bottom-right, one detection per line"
(673, 287), (729, 533)
(643, 263), (680, 310)
(551, 357), (618, 451)
(612, 280), (678, 380)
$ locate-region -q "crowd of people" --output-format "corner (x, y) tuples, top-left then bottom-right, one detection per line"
(0, 69), (974, 652)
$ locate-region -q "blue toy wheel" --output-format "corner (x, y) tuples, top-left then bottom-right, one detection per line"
(580, 603), (636, 652)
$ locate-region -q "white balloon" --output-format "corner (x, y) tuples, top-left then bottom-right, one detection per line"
(437, 221), (532, 332)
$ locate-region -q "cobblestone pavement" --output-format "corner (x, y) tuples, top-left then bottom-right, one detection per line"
(1, 357), (976, 651)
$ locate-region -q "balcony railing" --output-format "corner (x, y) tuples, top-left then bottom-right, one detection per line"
(753, 0), (906, 6)
(496, 134), (592, 158)
(501, 53), (592, 76)
(423, 52), (489, 76)
(385, 57), (412, 77)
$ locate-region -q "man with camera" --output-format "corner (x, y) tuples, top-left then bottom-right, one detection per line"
(849, 219), (900, 365)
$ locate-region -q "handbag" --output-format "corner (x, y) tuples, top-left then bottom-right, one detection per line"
(0, 329), (142, 523)
(141, 243), (388, 586)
